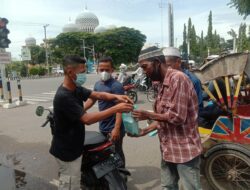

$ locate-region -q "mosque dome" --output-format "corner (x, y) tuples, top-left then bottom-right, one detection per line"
(106, 25), (117, 30)
(75, 10), (99, 33)
(25, 37), (36, 47)
(62, 23), (79, 33)
(94, 26), (107, 33)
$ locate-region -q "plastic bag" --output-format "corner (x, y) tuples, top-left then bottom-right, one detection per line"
(122, 105), (139, 135)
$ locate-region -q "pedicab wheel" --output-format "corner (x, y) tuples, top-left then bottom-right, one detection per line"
(204, 149), (250, 190)
(127, 90), (137, 103)
(147, 88), (155, 102)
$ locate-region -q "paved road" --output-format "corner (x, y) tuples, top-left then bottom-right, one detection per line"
(0, 74), (211, 189)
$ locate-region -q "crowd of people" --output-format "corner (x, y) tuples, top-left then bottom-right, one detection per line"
(50, 46), (222, 190)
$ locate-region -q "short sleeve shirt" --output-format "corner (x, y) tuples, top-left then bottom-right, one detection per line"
(50, 85), (92, 162)
(94, 78), (125, 133)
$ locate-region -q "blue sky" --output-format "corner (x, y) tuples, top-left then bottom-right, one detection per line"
(2, 0), (249, 59)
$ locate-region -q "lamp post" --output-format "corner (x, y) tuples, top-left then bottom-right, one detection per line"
(81, 39), (95, 61)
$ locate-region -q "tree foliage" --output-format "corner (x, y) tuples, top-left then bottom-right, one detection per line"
(50, 27), (146, 67)
(237, 23), (249, 51)
(30, 45), (46, 65)
(5, 61), (28, 77)
(228, 0), (250, 19)
(207, 11), (213, 49)
(182, 24), (188, 60)
(179, 10), (250, 65)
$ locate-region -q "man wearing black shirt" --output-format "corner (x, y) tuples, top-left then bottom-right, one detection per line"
(50, 55), (133, 190)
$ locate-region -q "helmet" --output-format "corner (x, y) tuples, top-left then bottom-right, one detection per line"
(119, 63), (127, 71)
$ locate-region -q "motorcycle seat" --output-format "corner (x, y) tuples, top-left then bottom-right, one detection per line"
(84, 131), (108, 150)
(123, 84), (135, 91)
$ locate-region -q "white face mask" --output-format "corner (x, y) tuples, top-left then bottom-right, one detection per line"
(100, 71), (111, 81)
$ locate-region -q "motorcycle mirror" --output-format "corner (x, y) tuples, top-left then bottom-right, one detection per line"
(36, 106), (44, 117)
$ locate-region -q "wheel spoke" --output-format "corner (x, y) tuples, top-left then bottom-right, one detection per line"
(206, 150), (250, 190)
(237, 170), (250, 176)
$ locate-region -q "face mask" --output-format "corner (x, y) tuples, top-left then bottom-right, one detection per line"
(100, 71), (111, 81)
(74, 73), (87, 86)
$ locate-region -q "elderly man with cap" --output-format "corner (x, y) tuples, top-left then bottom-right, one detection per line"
(130, 46), (202, 190)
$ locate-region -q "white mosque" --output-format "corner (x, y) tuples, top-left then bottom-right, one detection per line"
(24, 36), (36, 47)
(24, 8), (117, 47)
(62, 8), (116, 33)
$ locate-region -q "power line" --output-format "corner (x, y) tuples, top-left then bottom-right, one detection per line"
(9, 20), (61, 28)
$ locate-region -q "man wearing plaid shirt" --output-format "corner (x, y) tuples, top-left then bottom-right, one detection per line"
(130, 46), (202, 190)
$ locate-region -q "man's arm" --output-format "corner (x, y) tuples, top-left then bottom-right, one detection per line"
(81, 103), (133, 125)
(111, 113), (122, 141)
(84, 98), (97, 111)
(128, 121), (158, 137)
(89, 91), (133, 104)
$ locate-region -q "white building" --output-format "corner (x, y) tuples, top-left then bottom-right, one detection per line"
(62, 8), (116, 33)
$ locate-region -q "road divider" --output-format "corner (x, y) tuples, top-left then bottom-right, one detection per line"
(2, 79), (27, 109)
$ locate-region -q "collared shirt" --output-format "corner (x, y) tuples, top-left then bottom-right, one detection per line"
(154, 68), (202, 163)
(183, 69), (204, 112)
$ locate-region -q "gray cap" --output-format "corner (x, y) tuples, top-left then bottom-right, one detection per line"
(162, 47), (181, 58)
(138, 46), (163, 62)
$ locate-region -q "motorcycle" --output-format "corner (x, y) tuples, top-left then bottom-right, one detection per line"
(35, 106), (130, 190)
(132, 74), (148, 92)
(123, 83), (138, 103)
(147, 81), (159, 102)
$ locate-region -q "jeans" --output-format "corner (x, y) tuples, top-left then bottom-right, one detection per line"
(161, 156), (202, 190)
(56, 156), (82, 190)
(102, 132), (125, 168)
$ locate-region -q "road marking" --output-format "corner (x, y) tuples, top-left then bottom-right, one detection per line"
(23, 95), (54, 100)
(42, 92), (56, 95)
(11, 90), (56, 105)
(23, 98), (49, 102)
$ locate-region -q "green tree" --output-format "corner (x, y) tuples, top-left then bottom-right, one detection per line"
(29, 67), (39, 75)
(187, 18), (192, 41)
(6, 61), (28, 77)
(199, 31), (207, 61)
(237, 23), (249, 52)
(182, 24), (188, 59)
(30, 45), (46, 65)
(96, 27), (146, 66)
(50, 27), (146, 67)
(207, 11), (213, 49)
(228, 0), (250, 19)
(190, 25), (199, 58)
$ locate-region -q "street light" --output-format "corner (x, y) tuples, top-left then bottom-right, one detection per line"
(81, 39), (95, 63)
(43, 24), (49, 74)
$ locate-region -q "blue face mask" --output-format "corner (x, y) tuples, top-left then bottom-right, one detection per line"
(74, 73), (87, 86)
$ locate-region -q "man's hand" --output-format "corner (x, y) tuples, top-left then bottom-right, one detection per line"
(115, 95), (133, 104)
(114, 103), (134, 113)
(127, 128), (146, 138)
(111, 127), (120, 142)
(132, 110), (150, 121)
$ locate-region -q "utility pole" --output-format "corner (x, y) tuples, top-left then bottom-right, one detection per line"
(92, 44), (95, 64)
(43, 24), (49, 74)
(168, 2), (174, 47)
(0, 48), (7, 100)
(82, 39), (86, 60)
(159, 0), (167, 47)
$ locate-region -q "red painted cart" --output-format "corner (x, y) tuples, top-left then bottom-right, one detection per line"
(194, 53), (250, 190)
